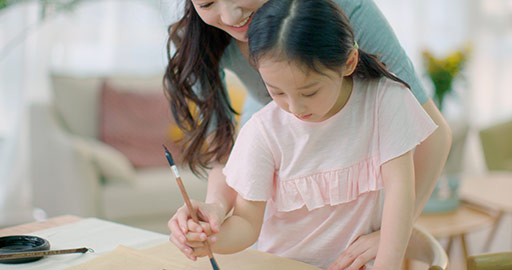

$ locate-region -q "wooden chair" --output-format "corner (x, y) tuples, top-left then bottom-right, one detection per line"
(404, 225), (448, 270)
(467, 251), (512, 270)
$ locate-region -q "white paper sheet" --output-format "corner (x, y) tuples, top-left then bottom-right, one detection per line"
(0, 218), (168, 270)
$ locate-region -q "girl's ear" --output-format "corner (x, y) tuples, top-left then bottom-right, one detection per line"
(343, 48), (359, 76)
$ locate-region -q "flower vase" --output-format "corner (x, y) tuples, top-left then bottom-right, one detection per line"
(423, 174), (460, 213)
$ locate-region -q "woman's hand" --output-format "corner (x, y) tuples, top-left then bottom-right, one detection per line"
(328, 230), (380, 270)
(168, 200), (226, 261)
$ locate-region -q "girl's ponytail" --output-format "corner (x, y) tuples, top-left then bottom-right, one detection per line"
(355, 49), (410, 89)
(164, 1), (235, 176)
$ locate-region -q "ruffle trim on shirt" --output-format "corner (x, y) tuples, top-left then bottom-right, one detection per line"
(274, 156), (383, 212)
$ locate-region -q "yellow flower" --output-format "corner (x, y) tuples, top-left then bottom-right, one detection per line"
(422, 45), (471, 111)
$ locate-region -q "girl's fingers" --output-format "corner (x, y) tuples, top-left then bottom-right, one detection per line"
(191, 246), (209, 258)
(199, 221), (213, 236)
(187, 218), (204, 233)
(200, 204), (223, 233)
(185, 231), (208, 242)
(168, 201), (222, 262)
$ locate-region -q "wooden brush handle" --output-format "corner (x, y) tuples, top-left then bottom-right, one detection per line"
(175, 177), (215, 259)
(0, 247), (91, 259)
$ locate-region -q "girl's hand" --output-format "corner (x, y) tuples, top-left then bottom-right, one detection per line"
(168, 200), (225, 261)
(184, 218), (218, 258)
(328, 230), (380, 270)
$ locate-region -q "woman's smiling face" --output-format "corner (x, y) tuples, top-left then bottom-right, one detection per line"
(191, 0), (268, 42)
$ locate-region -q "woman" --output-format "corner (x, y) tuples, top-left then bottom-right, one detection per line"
(165, 1), (451, 269)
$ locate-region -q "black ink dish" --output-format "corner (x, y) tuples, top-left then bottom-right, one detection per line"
(0, 235), (50, 264)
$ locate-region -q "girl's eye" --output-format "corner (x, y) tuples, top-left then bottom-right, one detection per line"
(303, 91), (318, 97)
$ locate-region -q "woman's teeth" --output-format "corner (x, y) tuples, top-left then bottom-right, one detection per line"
(233, 14), (251, 27)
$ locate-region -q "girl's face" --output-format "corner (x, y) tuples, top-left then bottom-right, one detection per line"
(191, 0), (268, 42)
(258, 58), (352, 122)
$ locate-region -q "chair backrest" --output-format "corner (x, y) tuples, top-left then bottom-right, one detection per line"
(405, 225), (448, 270)
(467, 252), (512, 270)
(479, 119), (512, 171)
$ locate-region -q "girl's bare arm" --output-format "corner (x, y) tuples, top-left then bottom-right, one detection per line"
(211, 195), (266, 254)
(373, 151), (415, 269)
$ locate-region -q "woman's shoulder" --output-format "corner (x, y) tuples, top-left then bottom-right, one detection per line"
(332, 0), (367, 18)
(355, 77), (410, 99)
(219, 39), (238, 67)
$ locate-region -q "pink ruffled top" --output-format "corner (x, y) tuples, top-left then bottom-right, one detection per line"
(224, 77), (437, 269)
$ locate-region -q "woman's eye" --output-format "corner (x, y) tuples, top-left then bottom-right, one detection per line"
(199, 2), (213, 8)
(303, 91), (318, 97)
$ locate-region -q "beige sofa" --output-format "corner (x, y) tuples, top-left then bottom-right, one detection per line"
(29, 73), (210, 232)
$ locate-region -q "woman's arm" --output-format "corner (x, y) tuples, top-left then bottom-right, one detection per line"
(374, 151), (415, 269)
(413, 100), (452, 219)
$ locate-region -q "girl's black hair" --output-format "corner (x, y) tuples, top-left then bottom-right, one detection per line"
(248, 0), (410, 88)
(164, 0), (235, 176)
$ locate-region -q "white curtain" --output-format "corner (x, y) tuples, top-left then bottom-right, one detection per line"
(0, 0), (173, 226)
(375, 0), (512, 174)
(0, 3), (40, 226)
(376, 0), (512, 124)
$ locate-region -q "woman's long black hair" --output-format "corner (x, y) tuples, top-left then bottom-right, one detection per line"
(248, 0), (410, 88)
(164, 1), (235, 176)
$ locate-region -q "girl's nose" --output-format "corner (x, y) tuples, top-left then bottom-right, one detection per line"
(289, 99), (306, 116)
(219, 2), (243, 26)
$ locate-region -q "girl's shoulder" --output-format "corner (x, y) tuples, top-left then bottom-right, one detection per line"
(242, 101), (295, 137)
(250, 101), (288, 124)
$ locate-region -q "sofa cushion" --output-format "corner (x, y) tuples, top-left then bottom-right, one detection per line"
(51, 74), (165, 139)
(100, 81), (183, 168)
(72, 136), (136, 184)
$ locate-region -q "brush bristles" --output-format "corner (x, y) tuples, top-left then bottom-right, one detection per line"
(162, 145), (175, 166)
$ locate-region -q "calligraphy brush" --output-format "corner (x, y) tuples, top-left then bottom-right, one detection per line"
(162, 145), (220, 270)
(0, 247), (93, 260)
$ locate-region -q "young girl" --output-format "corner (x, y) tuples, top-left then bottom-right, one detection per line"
(167, 0), (452, 268)
(184, 0), (437, 269)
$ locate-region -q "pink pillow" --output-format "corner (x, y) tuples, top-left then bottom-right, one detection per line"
(100, 81), (183, 168)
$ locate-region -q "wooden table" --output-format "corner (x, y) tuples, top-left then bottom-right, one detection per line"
(459, 172), (512, 251)
(0, 216), (321, 270)
(417, 202), (497, 259)
(0, 215), (82, 237)
(415, 174), (510, 269)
